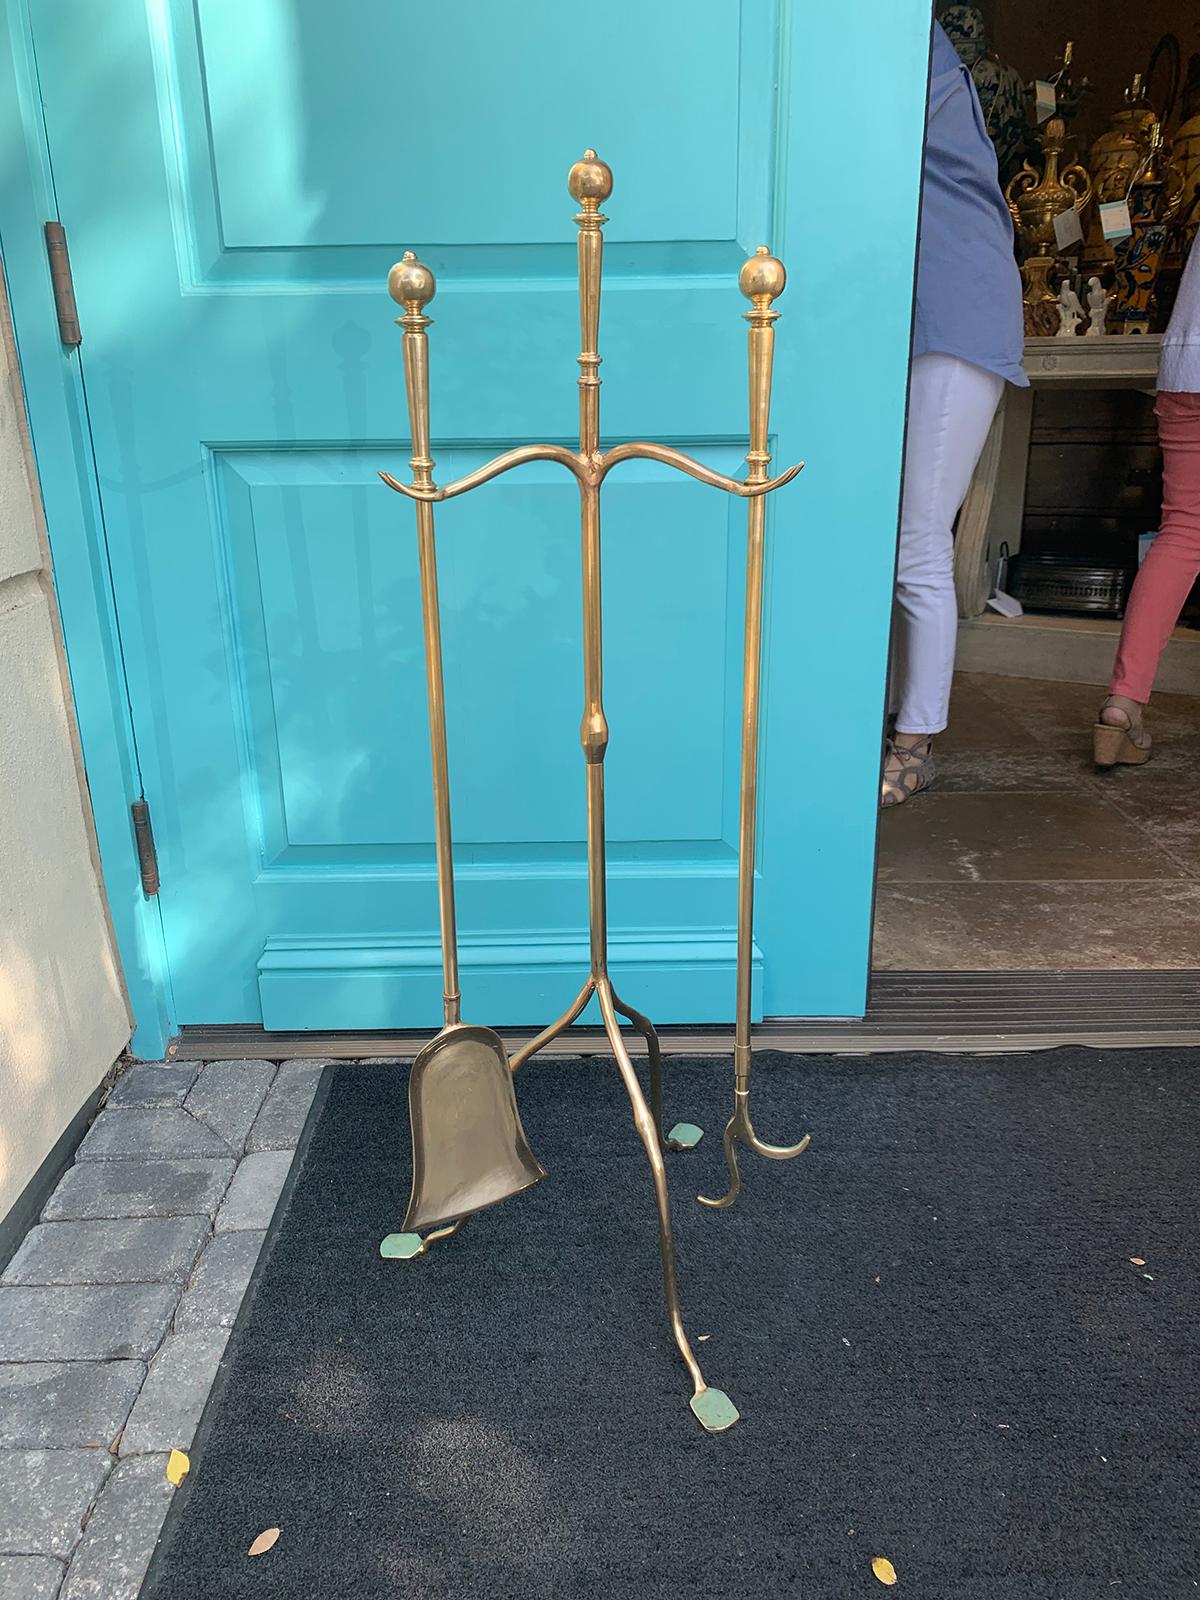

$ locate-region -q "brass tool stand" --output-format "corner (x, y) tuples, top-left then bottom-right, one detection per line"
(382, 152), (809, 1432)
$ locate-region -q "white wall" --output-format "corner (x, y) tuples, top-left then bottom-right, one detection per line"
(0, 280), (130, 1221)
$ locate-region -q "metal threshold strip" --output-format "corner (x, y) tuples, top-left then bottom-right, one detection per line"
(172, 970), (1200, 1059)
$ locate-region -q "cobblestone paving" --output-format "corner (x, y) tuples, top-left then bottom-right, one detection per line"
(0, 1060), (326, 1598)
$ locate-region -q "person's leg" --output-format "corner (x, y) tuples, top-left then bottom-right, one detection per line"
(884, 353), (1004, 803)
(1099, 392), (1200, 763)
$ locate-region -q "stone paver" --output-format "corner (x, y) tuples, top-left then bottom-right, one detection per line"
(42, 1159), (234, 1223)
(0, 1555), (64, 1599)
(75, 1111), (231, 1163)
(119, 1330), (228, 1457)
(60, 1455), (173, 1600)
(3, 1220), (209, 1289)
(0, 1451), (111, 1559)
(0, 1365), (144, 1450)
(0, 1057), (316, 1596)
(175, 1231), (265, 1333)
(246, 1061), (326, 1152)
(214, 1150), (292, 1232)
(105, 1064), (197, 1111)
(0, 1286), (177, 1363)
(183, 1060), (275, 1157)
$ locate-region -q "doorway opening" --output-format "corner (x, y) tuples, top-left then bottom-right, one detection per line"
(872, 2), (1200, 1029)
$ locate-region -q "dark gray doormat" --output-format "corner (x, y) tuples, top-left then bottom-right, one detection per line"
(141, 1050), (1199, 1599)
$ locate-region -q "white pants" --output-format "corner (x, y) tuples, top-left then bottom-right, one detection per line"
(890, 353), (1004, 734)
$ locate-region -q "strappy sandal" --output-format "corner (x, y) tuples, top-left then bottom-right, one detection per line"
(881, 736), (936, 808)
(1093, 697), (1151, 768)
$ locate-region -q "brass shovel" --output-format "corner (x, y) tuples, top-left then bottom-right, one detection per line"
(380, 254), (545, 1262)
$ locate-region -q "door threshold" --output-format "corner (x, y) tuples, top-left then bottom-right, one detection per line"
(170, 970), (1200, 1059)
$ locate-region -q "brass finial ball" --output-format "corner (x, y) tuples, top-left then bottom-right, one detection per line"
(388, 252), (436, 307)
(568, 149), (614, 204)
(739, 245), (786, 302)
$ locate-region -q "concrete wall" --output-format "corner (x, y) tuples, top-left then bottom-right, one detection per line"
(0, 279), (130, 1221)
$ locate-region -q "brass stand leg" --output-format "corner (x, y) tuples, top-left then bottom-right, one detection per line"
(597, 981), (738, 1432)
(610, 988), (702, 1152)
(380, 1216), (469, 1261)
(509, 978), (596, 1073)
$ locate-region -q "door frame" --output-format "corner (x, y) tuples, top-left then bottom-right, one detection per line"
(0, 0), (173, 1057)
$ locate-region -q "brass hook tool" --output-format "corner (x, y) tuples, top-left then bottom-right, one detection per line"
(697, 249), (812, 1212)
(381, 153), (804, 1429)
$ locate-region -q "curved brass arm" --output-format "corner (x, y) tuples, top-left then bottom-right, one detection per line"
(379, 443), (590, 503)
(382, 441), (802, 506)
(597, 441), (803, 497)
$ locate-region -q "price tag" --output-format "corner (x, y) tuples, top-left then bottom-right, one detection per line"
(1053, 207), (1083, 250)
(1034, 79), (1057, 123)
(1099, 200), (1133, 241)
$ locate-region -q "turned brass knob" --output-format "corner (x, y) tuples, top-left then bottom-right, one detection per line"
(568, 148), (614, 204)
(739, 245), (786, 304)
(388, 252), (436, 308)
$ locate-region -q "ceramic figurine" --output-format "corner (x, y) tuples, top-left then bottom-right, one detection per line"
(1057, 280), (1085, 336)
(938, 3), (1026, 183)
(1085, 277), (1113, 335)
(1111, 126), (1186, 333)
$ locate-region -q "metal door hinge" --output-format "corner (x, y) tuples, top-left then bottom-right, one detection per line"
(43, 222), (81, 347)
(131, 799), (159, 897)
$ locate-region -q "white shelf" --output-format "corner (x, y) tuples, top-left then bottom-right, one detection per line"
(1023, 334), (1160, 388)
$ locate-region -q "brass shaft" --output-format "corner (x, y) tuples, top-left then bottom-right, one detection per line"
(401, 307), (460, 1028)
(734, 297), (779, 1089)
(575, 187), (609, 982)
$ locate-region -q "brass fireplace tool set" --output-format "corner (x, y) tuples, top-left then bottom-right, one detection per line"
(378, 152), (809, 1432)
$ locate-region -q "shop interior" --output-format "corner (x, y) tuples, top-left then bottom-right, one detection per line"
(873, 1), (1200, 979)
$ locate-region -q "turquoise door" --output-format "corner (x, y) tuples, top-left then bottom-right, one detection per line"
(20, 0), (931, 1037)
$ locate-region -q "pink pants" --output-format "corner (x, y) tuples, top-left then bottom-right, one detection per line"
(1110, 391), (1200, 702)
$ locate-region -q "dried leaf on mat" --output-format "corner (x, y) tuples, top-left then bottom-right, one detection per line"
(872, 1555), (898, 1585)
(248, 1528), (281, 1557)
(165, 1450), (189, 1486)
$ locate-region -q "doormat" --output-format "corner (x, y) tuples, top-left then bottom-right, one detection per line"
(141, 1049), (1199, 1599)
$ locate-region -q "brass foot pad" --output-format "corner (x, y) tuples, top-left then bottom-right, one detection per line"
(689, 1386), (740, 1432)
(667, 1122), (704, 1150)
(379, 1232), (426, 1260)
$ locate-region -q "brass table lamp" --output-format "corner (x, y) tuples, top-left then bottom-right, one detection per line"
(1005, 117), (1092, 336)
(380, 151), (810, 1431)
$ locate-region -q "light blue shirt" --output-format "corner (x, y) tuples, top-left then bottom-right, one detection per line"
(913, 23), (1028, 388)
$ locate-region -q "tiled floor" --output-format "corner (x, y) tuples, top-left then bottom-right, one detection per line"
(874, 672), (1200, 970)
(0, 1059), (324, 1600)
